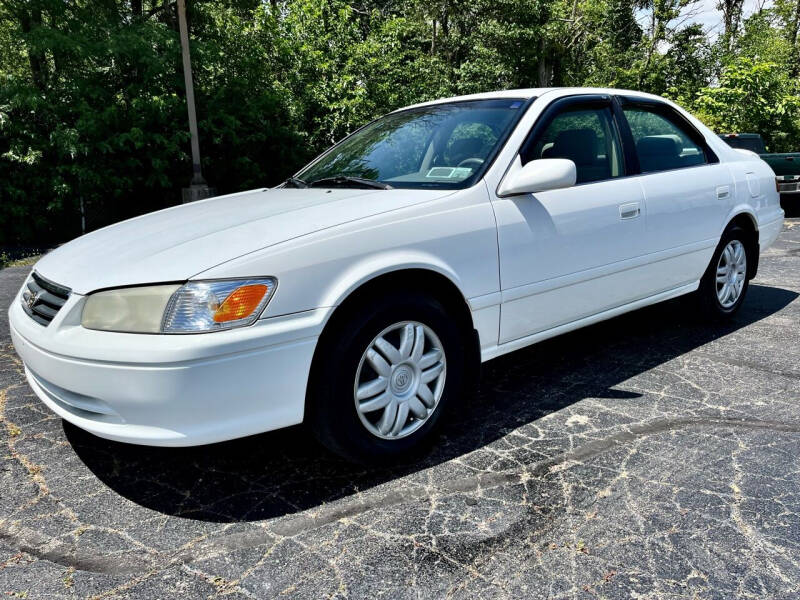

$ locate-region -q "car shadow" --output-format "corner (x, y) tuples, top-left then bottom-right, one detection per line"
(65, 284), (798, 522)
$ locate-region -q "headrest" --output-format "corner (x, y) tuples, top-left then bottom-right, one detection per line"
(542, 129), (597, 165)
(637, 136), (680, 159)
(449, 137), (485, 158)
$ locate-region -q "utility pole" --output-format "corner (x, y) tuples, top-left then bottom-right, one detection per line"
(177, 0), (214, 203)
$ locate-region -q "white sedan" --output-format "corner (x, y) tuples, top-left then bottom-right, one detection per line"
(9, 88), (784, 461)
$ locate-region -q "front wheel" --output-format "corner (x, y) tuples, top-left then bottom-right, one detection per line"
(306, 292), (466, 463)
(696, 225), (752, 318)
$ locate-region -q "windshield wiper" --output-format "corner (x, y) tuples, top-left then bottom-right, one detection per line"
(283, 177), (308, 188)
(308, 176), (393, 190)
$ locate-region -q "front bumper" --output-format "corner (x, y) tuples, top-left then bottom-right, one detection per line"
(9, 290), (326, 446)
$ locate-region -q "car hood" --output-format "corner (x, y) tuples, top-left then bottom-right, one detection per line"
(35, 187), (451, 295)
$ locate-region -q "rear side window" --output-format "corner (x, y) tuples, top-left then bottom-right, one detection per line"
(623, 107), (707, 173)
(523, 107), (623, 184)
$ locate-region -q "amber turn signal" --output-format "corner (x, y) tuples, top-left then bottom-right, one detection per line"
(213, 284), (269, 323)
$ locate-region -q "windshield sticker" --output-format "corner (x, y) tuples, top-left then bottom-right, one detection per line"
(425, 167), (473, 179)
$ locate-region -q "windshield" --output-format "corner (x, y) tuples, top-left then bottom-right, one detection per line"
(296, 99), (527, 189)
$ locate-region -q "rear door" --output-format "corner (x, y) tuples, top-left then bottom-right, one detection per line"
(617, 96), (732, 288)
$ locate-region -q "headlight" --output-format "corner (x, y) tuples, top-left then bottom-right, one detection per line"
(81, 284), (181, 333)
(81, 278), (277, 334)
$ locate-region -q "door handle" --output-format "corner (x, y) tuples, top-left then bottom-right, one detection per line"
(619, 202), (641, 220)
(716, 185), (731, 200)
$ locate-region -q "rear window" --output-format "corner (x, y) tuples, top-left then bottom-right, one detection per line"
(720, 136), (765, 154)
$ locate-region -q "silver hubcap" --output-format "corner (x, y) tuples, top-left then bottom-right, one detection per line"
(354, 321), (446, 440)
(716, 240), (747, 308)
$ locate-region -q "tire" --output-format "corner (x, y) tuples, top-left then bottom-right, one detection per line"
(696, 225), (753, 318)
(306, 291), (467, 463)
(781, 198), (799, 218)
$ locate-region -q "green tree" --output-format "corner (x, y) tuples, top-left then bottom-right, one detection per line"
(1, 0), (798, 248)
(692, 57), (800, 150)
(0, 1), (302, 245)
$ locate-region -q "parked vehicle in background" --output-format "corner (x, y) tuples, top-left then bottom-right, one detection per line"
(718, 133), (800, 215)
(9, 88), (784, 462)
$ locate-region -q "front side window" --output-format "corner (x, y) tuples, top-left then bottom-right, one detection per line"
(296, 99), (526, 189)
(623, 107), (708, 173)
(522, 106), (624, 184)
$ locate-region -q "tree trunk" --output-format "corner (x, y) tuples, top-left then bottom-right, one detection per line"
(537, 37), (551, 86)
(18, 7), (48, 92)
(717, 0), (744, 50)
(790, 0), (800, 76)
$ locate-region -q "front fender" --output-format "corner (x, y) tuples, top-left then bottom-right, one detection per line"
(316, 250), (467, 310)
(194, 184), (500, 320)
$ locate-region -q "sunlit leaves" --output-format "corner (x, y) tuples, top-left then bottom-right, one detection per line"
(0, 0), (798, 246)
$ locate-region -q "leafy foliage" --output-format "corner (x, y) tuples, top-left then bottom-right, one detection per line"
(692, 58), (800, 151)
(1, 0), (799, 246)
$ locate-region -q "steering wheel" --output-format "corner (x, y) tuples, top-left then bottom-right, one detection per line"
(456, 157), (484, 169)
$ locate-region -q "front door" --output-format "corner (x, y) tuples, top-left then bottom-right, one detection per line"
(492, 96), (648, 344)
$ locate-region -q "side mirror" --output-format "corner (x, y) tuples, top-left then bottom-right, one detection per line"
(498, 157), (577, 196)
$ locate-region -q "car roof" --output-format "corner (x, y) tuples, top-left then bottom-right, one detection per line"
(392, 87), (669, 112)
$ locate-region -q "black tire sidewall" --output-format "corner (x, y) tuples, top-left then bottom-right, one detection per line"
(308, 292), (466, 462)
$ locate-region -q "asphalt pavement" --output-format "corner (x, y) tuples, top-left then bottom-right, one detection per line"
(1, 220), (799, 599)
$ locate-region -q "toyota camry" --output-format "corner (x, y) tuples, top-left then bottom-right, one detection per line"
(9, 88), (784, 461)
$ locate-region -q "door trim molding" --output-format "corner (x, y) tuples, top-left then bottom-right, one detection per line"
(482, 282), (698, 362)
(501, 237), (716, 304)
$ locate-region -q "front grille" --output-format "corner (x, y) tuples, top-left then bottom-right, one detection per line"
(21, 272), (71, 326)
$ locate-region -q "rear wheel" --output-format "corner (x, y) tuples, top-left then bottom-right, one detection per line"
(307, 292), (466, 463)
(696, 225), (752, 318)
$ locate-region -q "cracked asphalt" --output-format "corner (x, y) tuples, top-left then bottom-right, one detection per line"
(1, 219), (799, 599)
